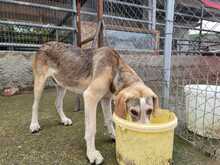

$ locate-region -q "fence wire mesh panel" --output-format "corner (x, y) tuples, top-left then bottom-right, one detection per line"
(80, 0), (98, 48)
(168, 0), (220, 158)
(103, 0), (158, 54)
(0, 0), (76, 51)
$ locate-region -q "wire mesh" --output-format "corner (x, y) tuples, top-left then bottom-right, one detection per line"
(103, 0), (159, 54)
(0, 0), (76, 51)
(80, 0), (97, 48)
(168, 0), (220, 158)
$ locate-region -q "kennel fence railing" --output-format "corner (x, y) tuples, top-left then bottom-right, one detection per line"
(0, 0), (77, 51)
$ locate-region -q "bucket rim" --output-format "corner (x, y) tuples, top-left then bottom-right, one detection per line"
(113, 110), (178, 133)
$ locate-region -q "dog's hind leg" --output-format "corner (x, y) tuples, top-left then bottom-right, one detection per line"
(30, 74), (47, 133)
(55, 86), (72, 126)
(101, 97), (115, 140)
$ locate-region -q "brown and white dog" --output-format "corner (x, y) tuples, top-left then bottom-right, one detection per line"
(30, 41), (159, 164)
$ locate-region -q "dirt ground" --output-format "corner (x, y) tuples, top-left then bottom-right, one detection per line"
(0, 89), (219, 165)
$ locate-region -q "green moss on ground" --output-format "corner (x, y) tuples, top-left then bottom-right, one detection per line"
(0, 89), (219, 165)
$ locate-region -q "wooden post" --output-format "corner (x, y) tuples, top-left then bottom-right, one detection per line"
(97, 0), (104, 48)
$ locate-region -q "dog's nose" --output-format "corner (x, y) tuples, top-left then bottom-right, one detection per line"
(146, 109), (153, 115)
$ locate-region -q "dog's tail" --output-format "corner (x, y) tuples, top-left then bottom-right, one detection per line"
(32, 43), (53, 77)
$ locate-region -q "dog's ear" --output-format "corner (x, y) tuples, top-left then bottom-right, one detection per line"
(114, 94), (127, 119)
(152, 95), (160, 116)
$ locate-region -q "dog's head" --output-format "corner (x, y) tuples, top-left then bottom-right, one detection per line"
(114, 83), (159, 123)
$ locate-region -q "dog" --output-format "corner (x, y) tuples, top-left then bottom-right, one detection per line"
(30, 41), (159, 164)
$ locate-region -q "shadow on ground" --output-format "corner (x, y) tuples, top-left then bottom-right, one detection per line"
(0, 89), (219, 165)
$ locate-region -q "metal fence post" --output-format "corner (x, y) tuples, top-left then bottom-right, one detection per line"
(162, 0), (175, 108)
(76, 0), (81, 47)
(148, 0), (156, 30)
(72, 0), (77, 45)
(97, 0), (104, 48)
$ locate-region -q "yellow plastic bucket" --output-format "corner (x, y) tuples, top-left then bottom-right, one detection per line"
(113, 109), (177, 165)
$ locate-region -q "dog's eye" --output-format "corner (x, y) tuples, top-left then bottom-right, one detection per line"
(146, 109), (153, 115)
(130, 109), (139, 116)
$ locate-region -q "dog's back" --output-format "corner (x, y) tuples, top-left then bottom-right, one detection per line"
(33, 41), (120, 93)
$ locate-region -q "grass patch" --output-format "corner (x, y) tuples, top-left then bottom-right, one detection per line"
(0, 89), (218, 165)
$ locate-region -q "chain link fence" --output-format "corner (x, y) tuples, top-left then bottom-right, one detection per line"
(80, 0), (98, 48)
(169, 0), (220, 159)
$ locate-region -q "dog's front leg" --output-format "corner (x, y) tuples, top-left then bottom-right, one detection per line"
(83, 89), (104, 165)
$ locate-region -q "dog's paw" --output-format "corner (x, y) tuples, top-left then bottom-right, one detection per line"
(109, 132), (115, 141)
(106, 126), (115, 140)
(105, 130), (115, 140)
(61, 117), (72, 126)
(30, 122), (40, 133)
(87, 150), (104, 165)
